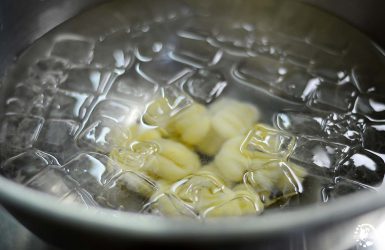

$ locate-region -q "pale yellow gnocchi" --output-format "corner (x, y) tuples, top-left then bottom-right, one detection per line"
(142, 138), (201, 181)
(196, 99), (260, 156)
(110, 97), (306, 218)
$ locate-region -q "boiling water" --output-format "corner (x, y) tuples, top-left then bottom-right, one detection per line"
(1, 0), (385, 217)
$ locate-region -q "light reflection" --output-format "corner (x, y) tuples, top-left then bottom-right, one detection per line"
(113, 49), (125, 67)
(350, 154), (377, 171)
(152, 42), (163, 53)
(376, 221), (385, 250)
(354, 224), (377, 248)
(312, 145), (331, 168)
(301, 77), (320, 99)
(89, 70), (101, 91)
(371, 124), (385, 132)
(369, 99), (385, 112)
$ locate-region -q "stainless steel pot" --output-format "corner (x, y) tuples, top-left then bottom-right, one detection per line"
(1, 1), (385, 249)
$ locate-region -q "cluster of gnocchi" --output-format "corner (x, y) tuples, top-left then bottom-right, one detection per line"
(109, 97), (307, 218)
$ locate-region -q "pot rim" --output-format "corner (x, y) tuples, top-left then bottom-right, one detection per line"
(0, 176), (384, 240)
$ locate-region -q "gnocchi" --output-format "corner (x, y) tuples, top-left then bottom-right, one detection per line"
(110, 97), (306, 218)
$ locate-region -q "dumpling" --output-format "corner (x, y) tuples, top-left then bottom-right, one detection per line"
(166, 103), (211, 146)
(214, 136), (250, 182)
(142, 138), (201, 181)
(197, 99), (260, 156)
(243, 161), (307, 206)
(109, 125), (162, 170)
(202, 184), (264, 218)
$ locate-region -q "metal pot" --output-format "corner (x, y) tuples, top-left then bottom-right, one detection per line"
(1, 0), (385, 249)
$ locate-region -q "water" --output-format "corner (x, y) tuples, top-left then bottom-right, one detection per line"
(1, 0), (385, 218)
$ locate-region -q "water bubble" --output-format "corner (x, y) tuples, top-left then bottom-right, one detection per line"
(363, 122), (385, 154)
(5, 82), (53, 116)
(234, 56), (283, 85)
(50, 35), (94, 65)
(97, 171), (157, 211)
(209, 22), (255, 56)
(308, 52), (348, 81)
(78, 100), (141, 152)
(170, 36), (222, 68)
(48, 90), (94, 120)
(273, 70), (314, 102)
(0, 149), (59, 184)
(29, 57), (69, 87)
(92, 30), (133, 69)
(0, 114), (45, 150)
(182, 69), (227, 104)
(321, 177), (375, 202)
(25, 167), (76, 197)
(36, 119), (79, 153)
(133, 24), (169, 62)
(60, 68), (113, 94)
(144, 192), (197, 218)
(306, 81), (358, 112)
(136, 56), (191, 85)
(78, 119), (126, 153)
(110, 141), (159, 170)
(353, 96), (385, 120)
(143, 84), (193, 126)
(244, 160), (305, 205)
(275, 111), (324, 137)
(241, 124), (296, 160)
(282, 40), (317, 67)
(323, 113), (364, 145)
(234, 55), (314, 102)
(171, 174), (228, 212)
(289, 137), (350, 177)
(338, 148), (385, 186)
(248, 34), (283, 60)
(63, 152), (122, 195)
(107, 68), (158, 103)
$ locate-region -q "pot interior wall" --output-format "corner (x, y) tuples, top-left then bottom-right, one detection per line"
(1, 0), (385, 78)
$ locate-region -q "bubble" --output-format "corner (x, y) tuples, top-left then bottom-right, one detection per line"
(182, 69), (227, 104)
(288, 137), (350, 177)
(170, 36), (222, 68)
(50, 35), (94, 65)
(0, 114), (45, 151)
(241, 124), (296, 160)
(0, 149), (60, 184)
